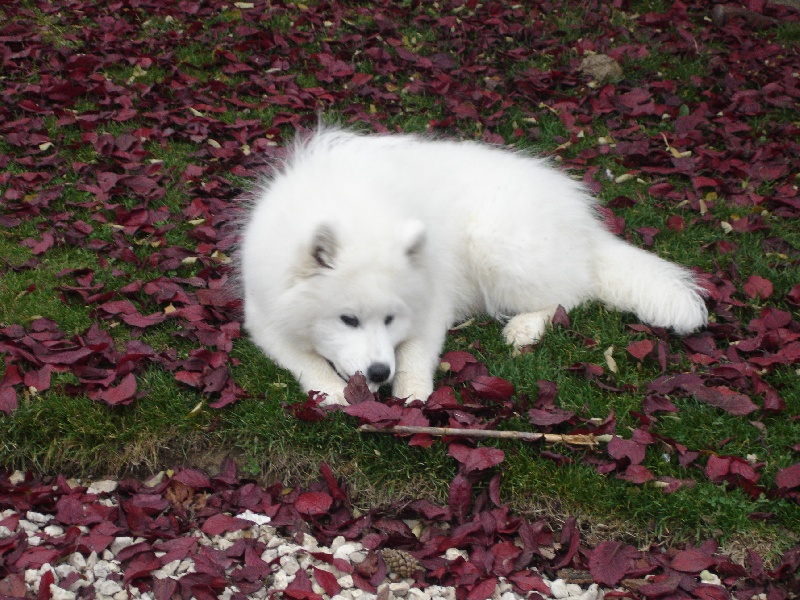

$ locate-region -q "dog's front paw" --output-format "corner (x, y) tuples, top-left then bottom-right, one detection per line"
(317, 389), (347, 406)
(392, 377), (433, 405)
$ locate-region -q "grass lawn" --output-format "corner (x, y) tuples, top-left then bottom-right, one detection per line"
(1, 0), (799, 564)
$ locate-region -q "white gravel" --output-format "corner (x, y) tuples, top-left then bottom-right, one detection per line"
(0, 473), (608, 600)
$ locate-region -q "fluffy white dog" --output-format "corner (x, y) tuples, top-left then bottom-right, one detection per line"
(240, 127), (707, 405)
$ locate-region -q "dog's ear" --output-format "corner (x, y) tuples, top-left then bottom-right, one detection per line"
(311, 224), (337, 269)
(402, 220), (426, 264)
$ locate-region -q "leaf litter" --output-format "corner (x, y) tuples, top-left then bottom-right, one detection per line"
(1, 0), (800, 596)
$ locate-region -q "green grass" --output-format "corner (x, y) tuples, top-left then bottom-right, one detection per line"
(2, 0), (799, 563)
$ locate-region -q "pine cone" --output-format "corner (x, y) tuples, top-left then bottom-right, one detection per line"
(381, 548), (421, 578)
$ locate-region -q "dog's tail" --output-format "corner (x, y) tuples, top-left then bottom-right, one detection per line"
(592, 233), (708, 334)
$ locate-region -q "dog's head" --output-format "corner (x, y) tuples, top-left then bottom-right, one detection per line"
(297, 220), (428, 392)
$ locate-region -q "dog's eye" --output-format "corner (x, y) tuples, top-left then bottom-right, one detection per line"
(340, 315), (360, 328)
(384, 315), (394, 326)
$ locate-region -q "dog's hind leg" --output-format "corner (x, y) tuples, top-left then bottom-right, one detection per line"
(502, 306), (558, 350)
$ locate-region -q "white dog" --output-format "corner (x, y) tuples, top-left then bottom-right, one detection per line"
(240, 127), (707, 405)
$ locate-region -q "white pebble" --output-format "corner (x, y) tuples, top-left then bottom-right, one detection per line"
(87, 480), (118, 495)
(177, 558), (194, 575)
(407, 589), (429, 600)
(224, 529), (246, 541)
(18, 520), (40, 534)
(0, 526), (12, 539)
(550, 579), (569, 599)
(330, 536), (347, 551)
(348, 550), (368, 564)
(68, 578), (92, 593)
(280, 555), (301, 576)
(26, 511), (53, 524)
(110, 537), (135, 554)
(92, 560), (119, 579)
(95, 579), (123, 596)
(9, 471), (25, 484)
(444, 548), (468, 561)
(333, 542), (362, 561)
(300, 532), (319, 551)
(426, 586), (456, 600)
(700, 570), (721, 585)
(237, 509), (271, 526)
(153, 559), (181, 579)
(566, 583), (583, 596)
(54, 564), (76, 580)
(257, 525), (277, 543)
(261, 548), (278, 563)
(389, 581), (410, 595)
(337, 574), (354, 589)
(49, 585), (76, 600)
(44, 525), (65, 537)
(214, 537), (235, 551)
(25, 568), (44, 588)
(272, 569), (293, 590)
(576, 584), (602, 600)
(277, 542), (298, 556)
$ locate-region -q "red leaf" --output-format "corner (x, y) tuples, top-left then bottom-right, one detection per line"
(0, 573), (26, 598)
(620, 465), (655, 484)
(0, 387), (18, 414)
(492, 541), (522, 576)
(528, 407), (574, 426)
(589, 541), (639, 586)
(24, 365), (53, 392)
(671, 548), (715, 573)
(313, 567), (341, 597)
(608, 437), (646, 465)
(775, 463), (800, 490)
(343, 372), (374, 404)
(469, 375), (514, 401)
(448, 473), (472, 522)
(626, 339), (654, 361)
(743, 275), (773, 300)
(37, 568), (54, 600)
(468, 577), (497, 600)
(440, 350), (478, 373)
(320, 463), (347, 502)
(96, 373), (137, 406)
(172, 468), (212, 489)
(508, 573), (551, 595)
(55, 496), (87, 525)
(31, 232), (55, 255)
(294, 492), (333, 516)
(152, 578), (178, 600)
(448, 443), (505, 473)
(706, 455), (731, 480)
(665, 214), (685, 232)
(690, 384), (758, 415)
(787, 283), (800, 306)
(200, 513), (253, 536)
(342, 400), (402, 426)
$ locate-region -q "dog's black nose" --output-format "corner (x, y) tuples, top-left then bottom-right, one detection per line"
(367, 363), (391, 384)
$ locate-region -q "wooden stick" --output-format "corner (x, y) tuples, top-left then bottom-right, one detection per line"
(358, 424), (600, 446)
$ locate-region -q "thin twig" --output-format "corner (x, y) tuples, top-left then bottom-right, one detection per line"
(358, 424), (600, 446)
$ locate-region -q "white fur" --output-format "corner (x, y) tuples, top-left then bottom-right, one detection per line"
(240, 127), (707, 405)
